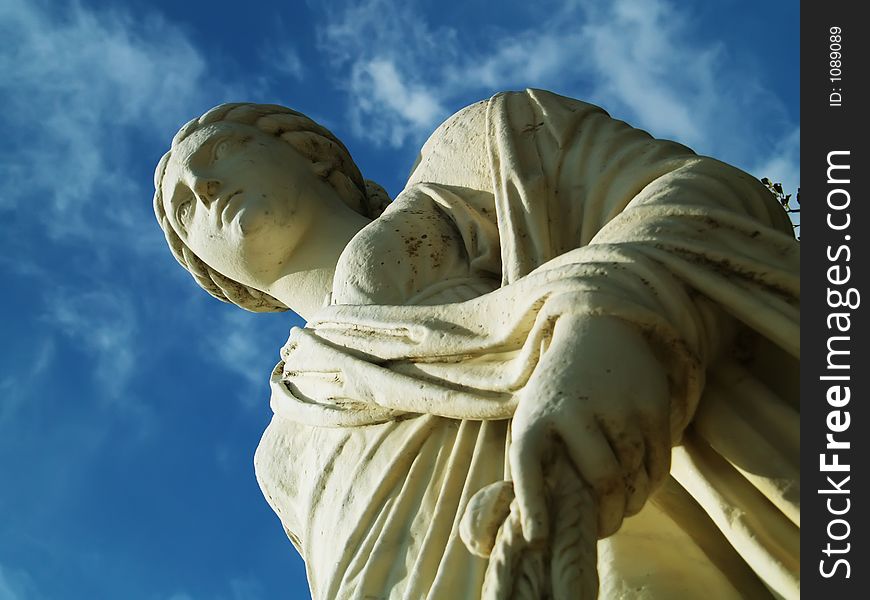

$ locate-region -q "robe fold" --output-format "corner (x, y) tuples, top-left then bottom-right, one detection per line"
(255, 89), (799, 599)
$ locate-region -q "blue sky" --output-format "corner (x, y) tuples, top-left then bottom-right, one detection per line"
(0, 0), (798, 598)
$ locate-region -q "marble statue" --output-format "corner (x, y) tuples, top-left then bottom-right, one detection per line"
(154, 90), (799, 599)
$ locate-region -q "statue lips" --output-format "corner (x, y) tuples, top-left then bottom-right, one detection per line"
(217, 190), (242, 226)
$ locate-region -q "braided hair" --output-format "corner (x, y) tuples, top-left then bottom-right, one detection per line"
(153, 103), (390, 312)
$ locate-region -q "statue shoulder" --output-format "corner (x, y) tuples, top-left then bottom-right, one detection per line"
(332, 189), (473, 306)
(406, 90), (607, 191)
(407, 100), (491, 191)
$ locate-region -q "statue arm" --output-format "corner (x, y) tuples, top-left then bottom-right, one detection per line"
(501, 111), (799, 553)
(288, 110), (798, 545)
(293, 94), (796, 432)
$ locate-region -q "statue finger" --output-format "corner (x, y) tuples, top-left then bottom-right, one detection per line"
(624, 459), (650, 517)
(595, 420), (648, 515)
(509, 423), (549, 544)
(641, 417), (671, 492)
(596, 416), (645, 474)
(556, 417), (625, 538)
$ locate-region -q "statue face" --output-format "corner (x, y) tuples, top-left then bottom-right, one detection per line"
(161, 122), (330, 285)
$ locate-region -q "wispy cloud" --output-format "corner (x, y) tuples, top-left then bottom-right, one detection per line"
(272, 46), (306, 80)
(228, 576), (265, 600)
(347, 59), (447, 147)
(203, 311), (291, 410)
(0, 0), (233, 436)
(575, 0), (709, 145)
(316, 0), (453, 147)
(0, 0), (208, 248)
(568, 0), (796, 173)
(43, 287), (138, 401)
(159, 577), (266, 600)
(314, 0), (798, 188)
(0, 339), (55, 426)
(750, 126), (801, 197)
(0, 562), (39, 600)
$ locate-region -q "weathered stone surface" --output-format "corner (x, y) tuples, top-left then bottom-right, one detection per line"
(155, 90), (799, 599)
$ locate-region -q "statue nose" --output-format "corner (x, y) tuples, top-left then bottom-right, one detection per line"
(193, 179), (221, 204)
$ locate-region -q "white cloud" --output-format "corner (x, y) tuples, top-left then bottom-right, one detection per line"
(203, 311), (286, 410)
(228, 576), (264, 600)
(750, 126), (800, 234)
(750, 126), (801, 198)
(314, 0), (798, 191)
(317, 0), (453, 147)
(274, 46), (305, 80)
(215, 443), (233, 471)
(347, 59), (447, 146)
(0, 0), (209, 247)
(449, 34), (577, 90)
(577, 0), (710, 145)
(43, 287), (137, 400)
(0, 563), (39, 600)
(0, 339), (55, 426)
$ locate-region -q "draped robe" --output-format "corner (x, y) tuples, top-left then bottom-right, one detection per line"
(255, 90), (800, 599)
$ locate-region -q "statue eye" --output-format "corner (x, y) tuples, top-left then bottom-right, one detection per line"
(213, 138), (234, 161)
(176, 196), (194, 228)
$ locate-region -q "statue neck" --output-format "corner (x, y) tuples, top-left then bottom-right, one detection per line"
(266, 207), (372, 321)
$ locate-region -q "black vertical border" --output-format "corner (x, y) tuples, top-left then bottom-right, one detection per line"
(802, 1), (869, 596)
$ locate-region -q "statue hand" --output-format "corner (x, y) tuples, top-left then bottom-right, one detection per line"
(509, 315), (671, 543)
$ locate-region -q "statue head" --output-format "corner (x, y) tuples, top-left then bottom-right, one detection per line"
(154, 103), (387, 312)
